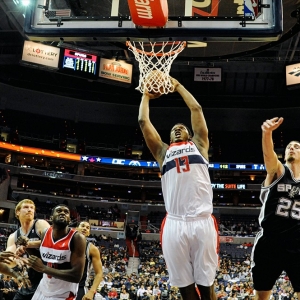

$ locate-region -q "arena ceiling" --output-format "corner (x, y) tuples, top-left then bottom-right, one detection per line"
(2, 1), (300, 164)
(1, 0), (300, 110)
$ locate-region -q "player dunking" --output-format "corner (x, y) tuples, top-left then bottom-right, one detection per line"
(251, 117), (300, 300)
(138, 76), (218, 300)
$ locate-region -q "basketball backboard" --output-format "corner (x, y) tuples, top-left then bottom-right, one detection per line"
(24, 0), (283, 42)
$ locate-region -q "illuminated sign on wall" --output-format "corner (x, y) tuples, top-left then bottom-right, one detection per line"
(81, 155), (160, 168)
(61, 48), (98, 77)
(211, 183), (246, 190)
(81, 156), (265, 170)
(286, 63), (300, 87)
(22, 40), (60, 68)
(208, 163), (266, 170)
(0, 143), (265, 172)
(194, 67), (222, 82)
(99, 58), (133, 84)
(219, 236), (234, 243)
(0, 142), (81, 161)
(43, 171), (75, 179)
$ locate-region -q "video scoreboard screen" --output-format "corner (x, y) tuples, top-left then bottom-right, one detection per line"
(209, 163), (266, 171)
(60, 48), (98, 78)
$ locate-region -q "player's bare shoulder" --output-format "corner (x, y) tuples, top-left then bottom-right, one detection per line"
(90, 243), (101, 257)
(264, 162), (284, 187)
(192, 137), (209, 161)
(6, 232), (16, 247)
(74, 230), (86, 244)
(157, 142), (169, 166)
(36, 219), (50, 235)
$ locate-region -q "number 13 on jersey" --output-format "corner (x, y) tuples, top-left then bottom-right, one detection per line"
(174, 156), (190, 173)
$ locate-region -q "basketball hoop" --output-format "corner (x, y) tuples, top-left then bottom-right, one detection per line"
(127, 41), (186, 94)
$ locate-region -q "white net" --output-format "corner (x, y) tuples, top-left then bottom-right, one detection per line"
(127, 41), (186, 94)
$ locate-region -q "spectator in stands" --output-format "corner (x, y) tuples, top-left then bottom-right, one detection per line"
(219, 223), (225, 234)
(244, 282), (253, 296)
(228, 275), (240, 284)
(271, 288), (278, 300)
(230, 292), (238, 300)
(2, 275), (15, 300)
(243, 256), (250, 266)
(225, 283), (232, 294)
(124, 278), (132, 291)
(251, 117), (300, 300)
(120, 288), (130, 300)
(156, 293), (162, 300)
(161, 287), (169, 300)
(6, 198), (50, 300)
(128, 286), (137, 300)
(153, 285), (161, 299)
(108, 287), (118, 300)
(217, 286), (227, 300)
(102, 263), (109, 275)
(104, 276), (113, 289)
(137, 285), (146, 299)
(75, 221), (103, 300)
(230, 283), (239, 294)
(120, 283), (128, 293)
(223, 272), (231, 283)
(138, 76), (218, 300)
(146, 285), (153, 298)
(0, 260), (30, 300)
(99, 284), (109, 300)
(141, 291), (150, 300)
(169, 290), (179, 300)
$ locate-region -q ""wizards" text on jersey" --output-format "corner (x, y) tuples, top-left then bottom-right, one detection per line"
(42, 252), (67, 261)
(166, 146), (195, 158)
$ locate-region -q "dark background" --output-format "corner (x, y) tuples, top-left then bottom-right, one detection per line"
(1, 0), (300, 164)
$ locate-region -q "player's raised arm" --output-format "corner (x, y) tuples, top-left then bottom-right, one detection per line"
(261, 117), (284, 186)
(170, 77), (209, 160)
(138, 91), (168, 167)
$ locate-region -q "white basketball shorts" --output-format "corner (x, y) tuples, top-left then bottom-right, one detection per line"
(161, 213), (219, 288)
(31, 284), (76, 300)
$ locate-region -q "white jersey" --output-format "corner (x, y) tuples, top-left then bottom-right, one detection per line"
(161, 141), (213, 216)
(38, 227), (78, 297)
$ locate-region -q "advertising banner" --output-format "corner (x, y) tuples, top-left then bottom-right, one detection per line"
(99, 58), (132, 84)
(22, 41), (60, 68)
(194, 67), (222, 82)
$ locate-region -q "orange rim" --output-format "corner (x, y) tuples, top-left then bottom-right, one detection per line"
(126, 41), (186, 57)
